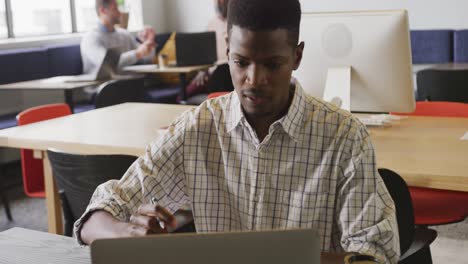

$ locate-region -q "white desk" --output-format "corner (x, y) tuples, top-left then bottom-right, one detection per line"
(1, 104), (467, 234)
(0, 228), (90, 264)
(0, 77), (100, 110)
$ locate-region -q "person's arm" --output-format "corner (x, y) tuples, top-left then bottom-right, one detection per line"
(81, 206), (192, 245)
(336, 125), (400, 263)
(74, 114), (192, 245)
(118, 28), (155, 68)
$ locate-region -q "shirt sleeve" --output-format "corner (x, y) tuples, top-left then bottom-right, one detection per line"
(335, 122), (400, 263)
(73, 113), (191, 244)
(118, 33), (155, 68)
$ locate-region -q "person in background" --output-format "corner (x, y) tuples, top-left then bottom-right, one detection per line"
(184, 0), (231, 103)
(80, 0), (156, 75)
(75, 0), (399, 262)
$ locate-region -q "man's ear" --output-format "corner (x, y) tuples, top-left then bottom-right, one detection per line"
(293, 41), (305, 70)
(225, 36), (230, 60)
(98, 6), (107, 16)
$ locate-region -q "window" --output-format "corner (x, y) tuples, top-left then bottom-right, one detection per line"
(0, 1), (7, 38)
(0, 0), (144, 40)
(75, 0), (143, 33)
(75, 0), (98, 32)
(126, 0), (143, 31)
(11, 0), (72, 37)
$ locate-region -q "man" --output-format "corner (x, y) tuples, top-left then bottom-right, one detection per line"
(75, 0), (399, 262)
(80, 0), (156, 74)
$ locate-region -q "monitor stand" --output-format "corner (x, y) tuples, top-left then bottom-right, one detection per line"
(323, 66), (351, 111)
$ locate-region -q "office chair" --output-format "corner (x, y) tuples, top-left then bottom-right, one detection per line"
(207, 91), (230, 99)
(16, 103), (72, 198)
(378, 168), (438, 264)
(94, 78), (147, 109)
(416, 69), (468, 103)
(46, 149), (138, 237)
(0, 165), (12, 220)
(185, 64), (234, 105)
(392, 101), (468, 226)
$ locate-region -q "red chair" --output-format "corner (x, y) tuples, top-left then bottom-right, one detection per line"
(392, 101), (468, 226)
(207, 91), (230, 99)
(16, 103), (72, 198)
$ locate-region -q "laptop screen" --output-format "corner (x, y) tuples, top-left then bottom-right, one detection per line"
(175, 31), (218, 66)
(91, 228), (320, 264)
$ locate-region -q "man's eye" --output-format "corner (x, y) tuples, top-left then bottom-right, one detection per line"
(265, 62), (281, 70)
(234, 60), (249, 68)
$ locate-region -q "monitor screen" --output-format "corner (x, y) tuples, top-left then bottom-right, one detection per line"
(294, 10), (415, 113)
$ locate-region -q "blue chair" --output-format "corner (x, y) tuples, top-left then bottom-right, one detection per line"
(410, 30), (453, 64)
(0, 47), (49, 84)
(454, 30), (468, 63)
(46, 43), (83, 76)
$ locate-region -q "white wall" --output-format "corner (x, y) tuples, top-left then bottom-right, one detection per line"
(300, 0), (467, 30)
(165, 0), (467, 31)
(164, 0), (216, 32)
(141, 0), (167, 32)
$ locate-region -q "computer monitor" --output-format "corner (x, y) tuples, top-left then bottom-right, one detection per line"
(294, 10), (415, 113)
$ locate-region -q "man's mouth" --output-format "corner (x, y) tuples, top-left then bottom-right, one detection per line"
(244, 95), (266, 105)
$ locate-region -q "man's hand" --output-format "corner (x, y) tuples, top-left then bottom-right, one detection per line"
(138, 26), (156, 43)
(80, 205), (177, 245)
(125, 203), (177, 236)
(193, 70), (210, 86)
(136, 40), (156, 59)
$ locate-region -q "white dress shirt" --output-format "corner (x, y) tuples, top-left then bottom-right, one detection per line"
(75, 82), (399, 263)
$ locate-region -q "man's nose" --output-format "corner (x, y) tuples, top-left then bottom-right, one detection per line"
(245, 64), (267, 86)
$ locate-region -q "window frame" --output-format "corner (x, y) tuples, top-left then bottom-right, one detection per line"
(0, 0), (141, 41)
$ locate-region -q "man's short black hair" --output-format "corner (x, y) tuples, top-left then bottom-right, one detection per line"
(96, 0), (113, 15)
(227, 0), (301, 48)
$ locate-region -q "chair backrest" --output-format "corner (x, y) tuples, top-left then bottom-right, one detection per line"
(16, 103), (72, 197)
(206, 63), (234, 93)
(207, 91), (230, 99)
(416, 69), (468, 103)
(392, 101), (468, 117)
(378, 168), (415, 256)
(94, 78), (147, 108)
(46, 149), (137, 234)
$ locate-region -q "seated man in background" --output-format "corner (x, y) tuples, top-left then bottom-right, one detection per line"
(184, 0), (233, 104)
(81, 0), (156, 74)
(75, 0), (399, 262)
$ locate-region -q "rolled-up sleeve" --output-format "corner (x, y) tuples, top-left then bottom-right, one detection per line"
(73, 114), (191, 244)
(336, 132), (400, 263)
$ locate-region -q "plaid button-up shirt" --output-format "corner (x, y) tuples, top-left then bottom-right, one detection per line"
(75, 82), (399, 263)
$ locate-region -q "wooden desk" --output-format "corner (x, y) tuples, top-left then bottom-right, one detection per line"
(1, 105), (466, 234)
(0, 227), (345, 264)
(364, 115), (468, 192)
(0, 76), (100, 110)
(0, 103), (193, 234)
(123, 64), (212, 102)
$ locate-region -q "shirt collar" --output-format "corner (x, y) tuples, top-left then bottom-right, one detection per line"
(225, 81), (306, 142)
(226, 92), (244, 133)
(98, 22), (114, 33)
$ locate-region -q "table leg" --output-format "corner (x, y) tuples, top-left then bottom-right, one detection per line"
(43, 151), (64, 235)
(64, 90), (74, 112)
(178, 73), (187, 104)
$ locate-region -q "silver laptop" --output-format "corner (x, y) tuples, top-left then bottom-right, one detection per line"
(91, 228), (321, 264)
(62, 48), (121, 82)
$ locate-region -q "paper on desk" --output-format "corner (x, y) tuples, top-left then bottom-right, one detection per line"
(461, 132), (468, 140)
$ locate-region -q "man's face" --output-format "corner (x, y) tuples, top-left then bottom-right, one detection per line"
(102, 0), (121, 25)
(227, 25), (303, 121)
